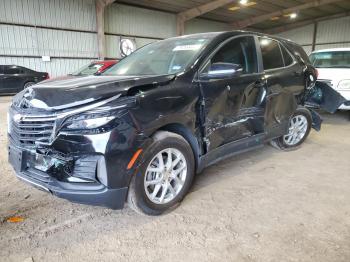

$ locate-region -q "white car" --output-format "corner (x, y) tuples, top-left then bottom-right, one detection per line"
(309, 48), (350, 110)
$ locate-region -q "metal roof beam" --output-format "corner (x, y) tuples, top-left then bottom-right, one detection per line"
(178, 0), (236, 21)
(176, 0), (236, 35)
(230, 0), (343, 29)
(265, 11), (350, 34)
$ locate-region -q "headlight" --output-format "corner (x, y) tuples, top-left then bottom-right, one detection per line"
(338, 80), (350, 90)
(65, 115), (116, 130)
(60, 96), (137, 132)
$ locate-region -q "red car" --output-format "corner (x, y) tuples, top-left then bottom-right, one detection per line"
(70, 60), (118, 76)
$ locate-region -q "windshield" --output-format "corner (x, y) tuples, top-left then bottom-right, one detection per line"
(309, 51), (350, 68)
(103, 35), (215, 76)
(71, 63), (104, 76)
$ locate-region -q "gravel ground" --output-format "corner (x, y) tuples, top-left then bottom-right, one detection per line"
(0, 96), (349, 262)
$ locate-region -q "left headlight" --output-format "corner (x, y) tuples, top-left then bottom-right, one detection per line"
(60, 96), (137, 132)
(65, 115), (116, 130)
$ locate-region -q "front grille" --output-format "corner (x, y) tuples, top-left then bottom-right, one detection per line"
(9, 113), (56, 147)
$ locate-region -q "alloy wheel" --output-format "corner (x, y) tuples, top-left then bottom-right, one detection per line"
(283, 115), (308, 146)
(144, 148), (187, 204)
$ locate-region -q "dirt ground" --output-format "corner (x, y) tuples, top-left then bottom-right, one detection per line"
(0, 95), (349, 262)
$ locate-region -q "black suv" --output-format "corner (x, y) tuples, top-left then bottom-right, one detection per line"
(0, 65), (49, 95)
(8, 31), (329, 215)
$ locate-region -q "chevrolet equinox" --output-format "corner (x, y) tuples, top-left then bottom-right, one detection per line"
(9, 31), (326, 215)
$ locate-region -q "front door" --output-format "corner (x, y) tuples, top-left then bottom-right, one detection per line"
(199, 36), (267, 152)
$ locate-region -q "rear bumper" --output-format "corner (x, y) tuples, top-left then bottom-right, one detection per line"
(16, 169), (128, 209)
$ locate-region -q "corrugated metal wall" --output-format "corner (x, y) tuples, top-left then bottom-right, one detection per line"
(104, 4), (230, 58)
(185, 18), (230, 34)
(276, 16), (350, 55)
(0, 0), (97, 77)
(0, 0), (233, 76)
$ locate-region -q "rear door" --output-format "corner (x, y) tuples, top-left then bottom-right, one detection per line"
(258, 37), (302, 139)
(199, 36), (267, 151)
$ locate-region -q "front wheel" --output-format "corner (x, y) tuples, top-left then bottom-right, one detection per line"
(127, 131), (195, 215)
(270, 107), (312, 150)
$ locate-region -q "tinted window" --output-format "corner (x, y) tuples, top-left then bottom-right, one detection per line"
(4, 66), (22, 75)
(288, 43), (310, 63)
(259, 38), (284, 70)
(209, 36), (258, 74)
(309, 51), (350, 68)
(280, 44), (294, 66)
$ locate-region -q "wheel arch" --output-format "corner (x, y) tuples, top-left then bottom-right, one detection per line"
(152, 123), (201, 172)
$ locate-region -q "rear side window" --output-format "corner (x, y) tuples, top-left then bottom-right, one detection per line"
(280, 44), (294, 66)
(259, 38), (284, 70)
(4, 66), (22, 75)
(209, 36), (258, 74)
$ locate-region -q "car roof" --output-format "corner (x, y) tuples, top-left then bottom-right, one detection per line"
(165, 30), (298, 46)
(311, 48), (350, 54)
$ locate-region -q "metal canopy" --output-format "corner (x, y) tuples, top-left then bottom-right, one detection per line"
(115, 0), (350, 32)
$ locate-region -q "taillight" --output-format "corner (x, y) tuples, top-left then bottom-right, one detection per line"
(315, 69), (319, 79)
(45, 74), (50, 80)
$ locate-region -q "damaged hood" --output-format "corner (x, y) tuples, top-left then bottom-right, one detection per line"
(13, 74), (175, 110)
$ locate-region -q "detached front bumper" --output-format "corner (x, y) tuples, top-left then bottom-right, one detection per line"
(338, 90), (350, 110)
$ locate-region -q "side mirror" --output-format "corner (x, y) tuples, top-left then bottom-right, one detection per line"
(200, 62), (243, 80)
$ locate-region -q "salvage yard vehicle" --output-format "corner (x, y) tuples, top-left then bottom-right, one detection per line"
(7, 31), (345, 215)
(0, 65), (49, 95)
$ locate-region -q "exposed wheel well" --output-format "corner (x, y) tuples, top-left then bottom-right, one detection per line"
(154, 123), (201, 171)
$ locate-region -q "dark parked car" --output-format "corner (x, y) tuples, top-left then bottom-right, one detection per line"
(7, 31), (342, 215)
(0, 65), (49, 95)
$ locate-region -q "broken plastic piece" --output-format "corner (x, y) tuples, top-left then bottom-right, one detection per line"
(7, 216), (25, 223)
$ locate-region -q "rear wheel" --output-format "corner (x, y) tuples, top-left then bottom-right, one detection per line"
(270, 107), (312, 150)
(127, 131), (195, 215)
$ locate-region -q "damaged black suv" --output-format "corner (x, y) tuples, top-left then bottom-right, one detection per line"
(9, 31), (332, 215)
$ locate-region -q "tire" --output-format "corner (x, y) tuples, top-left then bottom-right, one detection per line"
(127, 131), (195, 215)
(24, 82), (35, 89)
(270, 107), (312, 151)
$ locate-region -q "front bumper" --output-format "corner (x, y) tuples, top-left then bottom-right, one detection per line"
(16, 170), (128, 209)
(8, 143), (129, 209)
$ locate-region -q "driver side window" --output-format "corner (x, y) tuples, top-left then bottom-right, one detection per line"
(206, 36), (258, 75)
